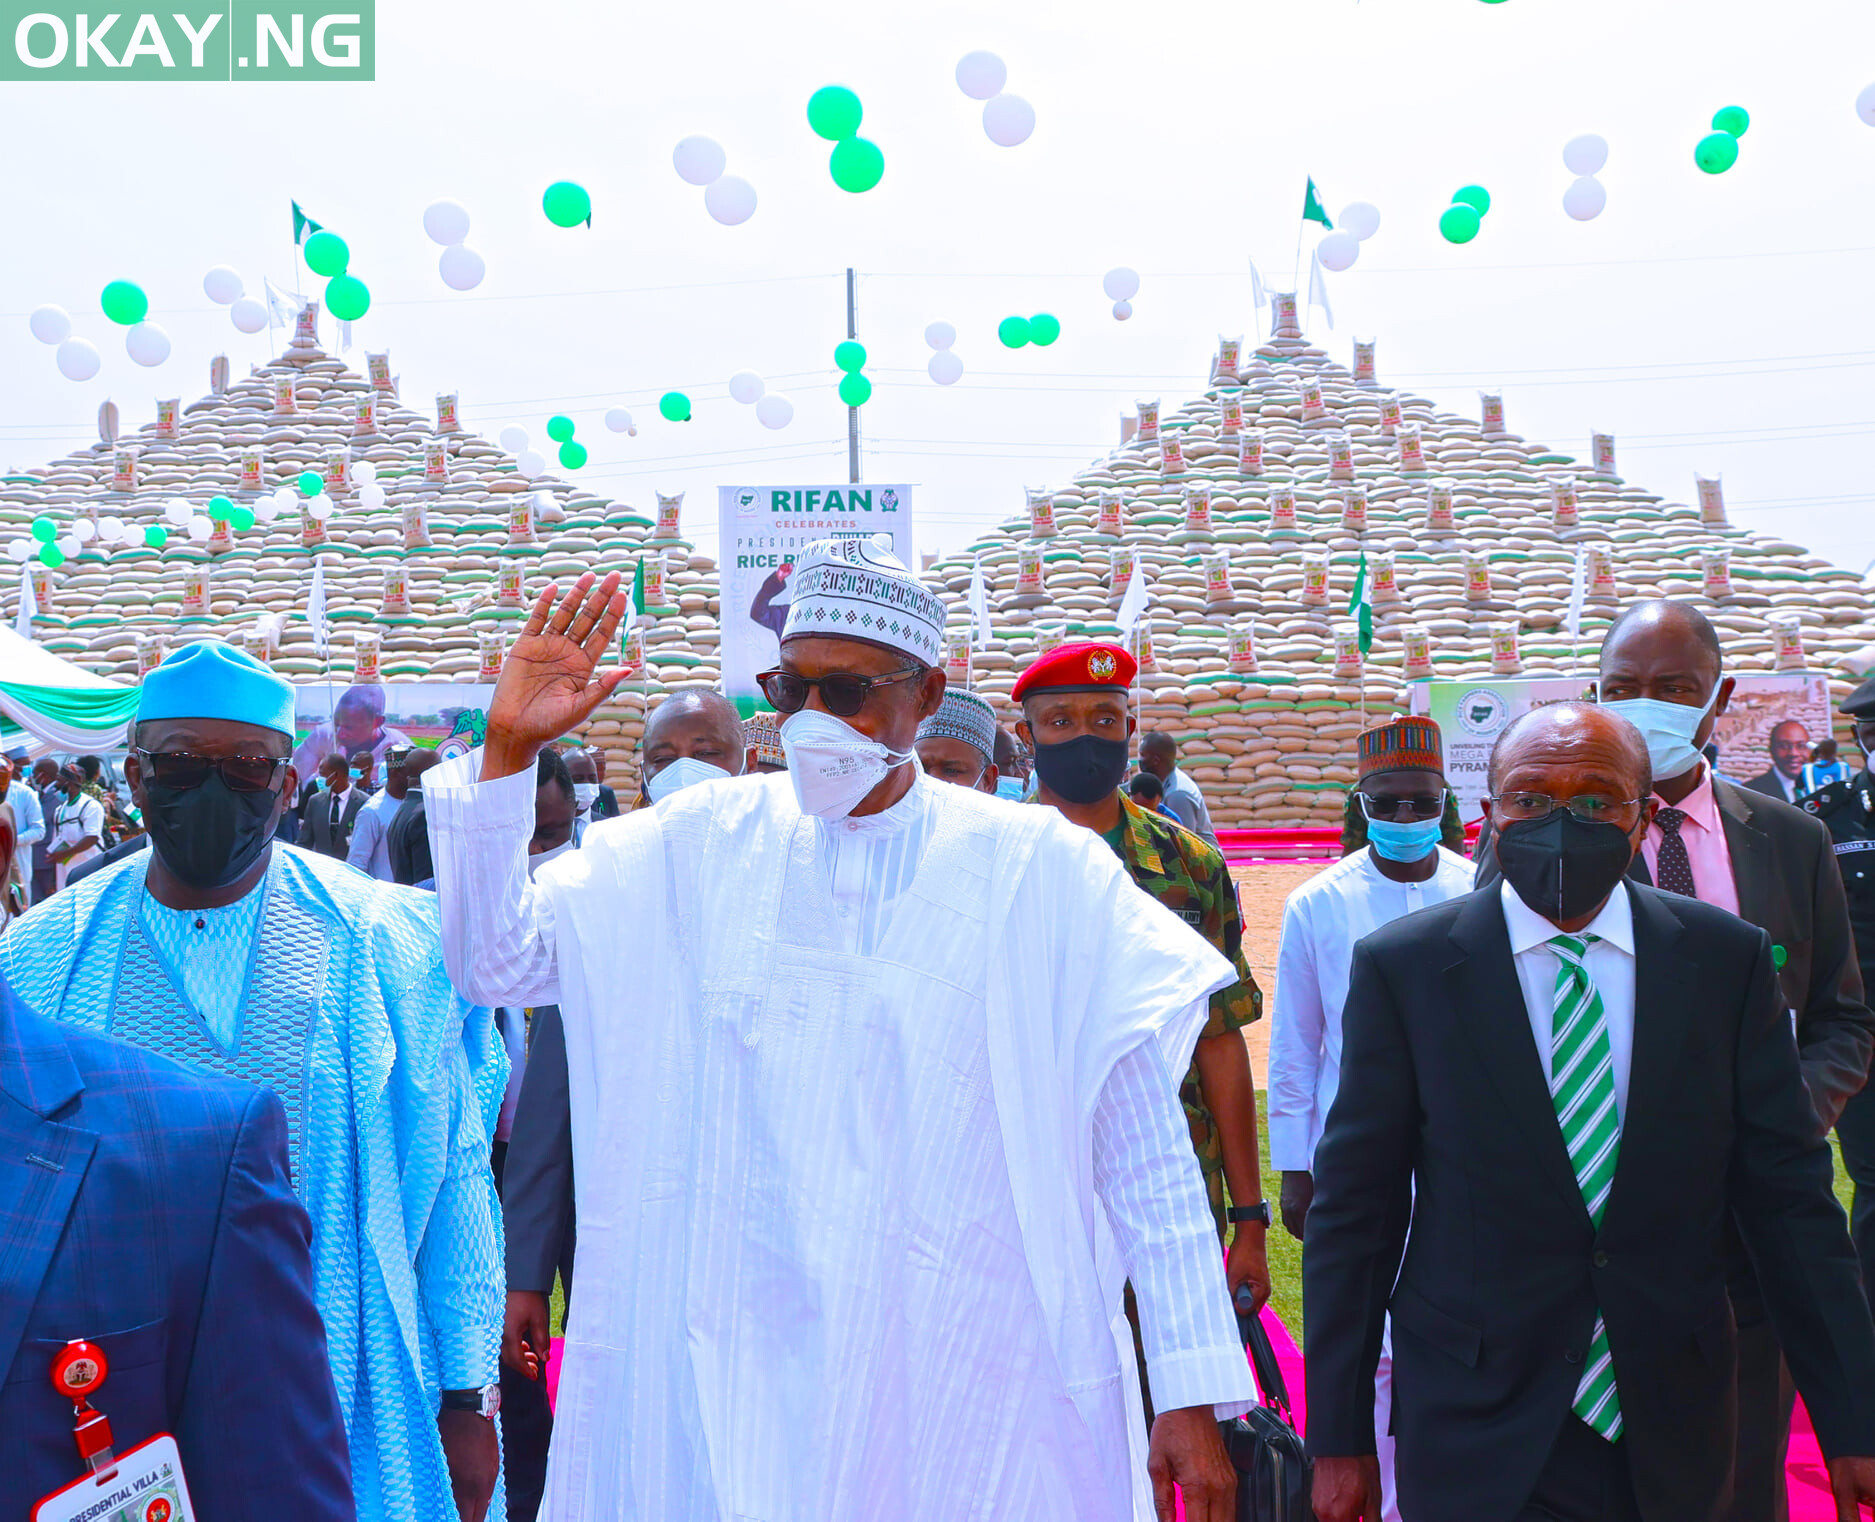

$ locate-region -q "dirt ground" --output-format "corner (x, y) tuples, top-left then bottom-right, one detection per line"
(1229, 860), (1330, 1076)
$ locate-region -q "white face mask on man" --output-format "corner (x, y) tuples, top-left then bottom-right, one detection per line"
(1598, 682), (1721, 783)
(780, 709), (914, 820)
(645, 756), (732, 804)
(528, 838), (576, 878)
(572, 781), (601, 813)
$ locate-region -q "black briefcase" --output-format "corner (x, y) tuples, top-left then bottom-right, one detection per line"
(1219, 1308), (1315, 1522)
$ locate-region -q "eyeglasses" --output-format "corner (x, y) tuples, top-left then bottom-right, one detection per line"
(1488, 792), (1645, 825)
(135, 749), (287, 794)
(1358, 788), (1449, 823)
(756, 665), (925, 718)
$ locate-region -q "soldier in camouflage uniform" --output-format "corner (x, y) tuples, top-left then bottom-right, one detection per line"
(1013, 640), (1270, 1323)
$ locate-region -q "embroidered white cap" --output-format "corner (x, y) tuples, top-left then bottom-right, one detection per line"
(780, 535), (946, 667)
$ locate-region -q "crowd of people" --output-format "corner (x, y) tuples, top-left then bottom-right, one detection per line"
(0, 529), (1872, 1522)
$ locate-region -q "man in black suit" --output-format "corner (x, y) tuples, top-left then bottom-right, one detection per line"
(1307, 702), (1875, 1522)
(1745, 720), (1813, 805)
(300, 752), (367, 860)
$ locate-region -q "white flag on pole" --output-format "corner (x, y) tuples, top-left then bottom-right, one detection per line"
(264, 278), (304, 331)
(1248, 258), (1269, 337)
(967, 556), (992, 650)
(307, 556), (329, 655)
(1308, 250), (1335, 331)
(1564, 544), (1587, 645)
(1116, 557), (1151, 635)
(14, 563), (36, 643)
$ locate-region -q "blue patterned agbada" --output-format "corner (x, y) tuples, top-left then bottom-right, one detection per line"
(1, 843), (508, 1522)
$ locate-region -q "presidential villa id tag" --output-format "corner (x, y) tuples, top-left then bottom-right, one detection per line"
(33, 1433), (197, 1522)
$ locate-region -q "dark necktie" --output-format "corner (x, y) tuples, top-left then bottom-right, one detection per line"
(1654, 806), (1696, 897)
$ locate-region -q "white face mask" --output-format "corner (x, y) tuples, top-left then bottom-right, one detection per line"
(780, 708), (913, 820)
(571, 781), (601, 812)
(645, 756), (731, 803)
(1599, 682), (1721, 784)
(528, 838), (576, 878)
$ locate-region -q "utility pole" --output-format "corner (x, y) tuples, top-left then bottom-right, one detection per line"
(846, 267), (860, 485)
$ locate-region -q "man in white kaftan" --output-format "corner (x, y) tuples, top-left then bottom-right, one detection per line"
(430, 540), (1257, 1522)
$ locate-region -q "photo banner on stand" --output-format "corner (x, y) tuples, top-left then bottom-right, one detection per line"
(717, 483), (915, 716)
(1409, 671), (1835, 823)
(289, 680), (495, 782)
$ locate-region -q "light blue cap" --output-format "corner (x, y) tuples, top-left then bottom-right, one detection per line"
(137, 639), (296, 737)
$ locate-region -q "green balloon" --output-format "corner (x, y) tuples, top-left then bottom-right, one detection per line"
(38, 544), (63, 568)
(807, 85), (863, 142)
(659, 391), (692, 423)
(546, 414), (576, 443)
(100, 280), (148, 326)
(1452, 184), (1492, 215)
(558, 440), (588, 469)
(1439, 203), (1482, 244)
(834, 340), (867, 373)
(1712, 104), (1750, 137)
(297, 470), (323, 496)
(325, 274), (370, 321)
(543, 180), (592, 228)
(207, 494), (234, 522)
(998, 316), (1033, 349)
(30, 516), (56, 543)
(303, 230), (349, 277)
(829, 137), (885, 194)
(144, 525), (167, 549)
(1029, 313), (1061, 347)
(837, 372), (872, 407)
(230, 505), (256, 531)
(1695, 131), (1740, 174)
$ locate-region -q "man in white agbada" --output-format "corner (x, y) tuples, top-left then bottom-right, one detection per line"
(429, 537), (1256, 1522)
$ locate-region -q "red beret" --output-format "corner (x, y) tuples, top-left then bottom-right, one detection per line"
(1012, 640), (1138, 702)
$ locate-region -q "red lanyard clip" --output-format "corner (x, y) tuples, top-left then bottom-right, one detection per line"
(51, 1340), (117, 1479)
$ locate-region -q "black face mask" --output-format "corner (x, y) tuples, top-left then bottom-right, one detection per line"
(1495, 809), (1639, 924)
(1031, 733), (1131, 806)
(141, 774), (281, 890)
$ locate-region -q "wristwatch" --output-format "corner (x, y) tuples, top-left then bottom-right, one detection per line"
(440, 1383), (502, 1419)
(1227, 1201), (1273, 1226)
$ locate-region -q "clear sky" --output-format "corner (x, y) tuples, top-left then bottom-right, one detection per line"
(3, 0), (1873, 577)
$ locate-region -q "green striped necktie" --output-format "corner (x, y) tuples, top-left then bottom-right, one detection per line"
(1548, 931), (1623, 1441)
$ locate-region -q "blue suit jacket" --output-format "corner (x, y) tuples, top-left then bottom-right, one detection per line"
(0, 985), (354, 1519)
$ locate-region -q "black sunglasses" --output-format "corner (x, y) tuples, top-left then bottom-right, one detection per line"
(136, 749), (287, 794)
(757, 665), (925, 718)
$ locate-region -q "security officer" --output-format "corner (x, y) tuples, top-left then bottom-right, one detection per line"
(1802, 673), (1875, 1293)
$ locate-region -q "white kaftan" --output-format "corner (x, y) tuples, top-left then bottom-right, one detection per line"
(428, 759), (1255, 1522)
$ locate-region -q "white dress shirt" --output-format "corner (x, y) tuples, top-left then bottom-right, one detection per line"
(1268, 845), (1478, 1171)
(346, 786), (400, 879)
(1500, 879), (1637, 1121)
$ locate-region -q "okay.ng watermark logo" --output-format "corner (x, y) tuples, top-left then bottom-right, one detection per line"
(1, 3), (373, 80)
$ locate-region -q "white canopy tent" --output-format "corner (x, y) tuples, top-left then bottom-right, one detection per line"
(0, 625), (141, 754)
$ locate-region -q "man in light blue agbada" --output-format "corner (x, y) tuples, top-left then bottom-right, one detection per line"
(0, 639), (509, 1522)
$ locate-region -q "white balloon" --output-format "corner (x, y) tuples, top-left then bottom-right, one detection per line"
(125, 321), (170, 367)
(352, 459), (377, 484)
(704, 175), (757, 226)
(728, 370), (765, 404)
(56, 534), (81, 556)
(230, 297), (268, 334)
(438, 243), (486, 291)
(186, 516), (213, 542)
(5, 540), (29, 563)
(531, 489), (555, 514)
(603, 408), (634, 434)
(29, 305), (71, 344)
(271, 486), (298, 513)
(72, 519), (96, 543)
(164, 497), (193, 526)
(1562, 176), (1607, 221)
(982, 93), (1036, 148)
(1112, 300), (1133, 321)
(99, 515), (125, 543)
(55, 338), (100, 381)
(358, 482), (387, 511)
(755, 394), (794, 430)
(1858, 82), (1875, 126)
(955, 50), (1007, 100)
(927, 351), (964, 386)
(1562, 134), (1609, 176)
(423, 199), (471, 246)
(255, 496), (281, 523)
(924, 320), (957, 351)
(308, 493), (335, 520)
(1338, 201), (1382, 241)
(1101, 267), (1141, 301)
(499, 425), (530, 453)
(1317, 231), (1361, 272)
(672, 135), (727, 186)
(202, 266), (244, 304)
(516, 450), (547, 479)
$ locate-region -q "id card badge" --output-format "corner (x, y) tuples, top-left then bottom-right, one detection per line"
(32, 1434), (197, 1522)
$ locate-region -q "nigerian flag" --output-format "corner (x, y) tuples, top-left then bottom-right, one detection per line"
(1303, 177), (1333, 229)
(291, 200), (324, 245)
(1348, 550), (1373, 653)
